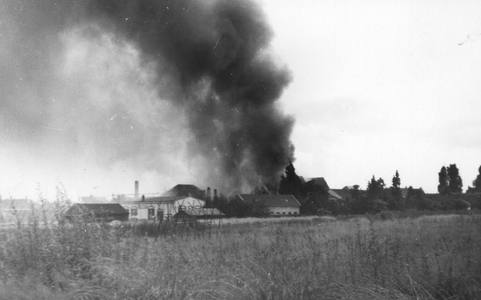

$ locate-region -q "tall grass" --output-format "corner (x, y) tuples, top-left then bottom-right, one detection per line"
(0, 192), (479, 299)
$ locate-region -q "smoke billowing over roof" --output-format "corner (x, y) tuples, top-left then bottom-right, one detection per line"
(0, 0), (294, 195)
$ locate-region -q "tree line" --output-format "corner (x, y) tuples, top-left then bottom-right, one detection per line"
(206, 163), (481, 217)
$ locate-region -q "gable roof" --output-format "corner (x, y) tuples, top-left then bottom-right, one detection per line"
(305, 177), (330, 190)
(329, 189), (351, 200)
(66, 203), (128, 216)
(328, 189), (344, 200)
(237, 194), (301, 208)
(162, 184), (204, 197)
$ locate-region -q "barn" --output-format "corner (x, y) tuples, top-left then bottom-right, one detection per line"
(65, 203), (129, 222)
(237, 194), (301, 215)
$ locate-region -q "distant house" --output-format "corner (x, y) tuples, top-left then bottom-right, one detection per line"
(237, 194), (301, 215)
(329, 187), (353, 200)
(65, 203), (129, 222)
(303, 177), (346, 201)
(328, 189), (344, 201)
(305, 177), (330, 189)
(0, 198), (33, 224)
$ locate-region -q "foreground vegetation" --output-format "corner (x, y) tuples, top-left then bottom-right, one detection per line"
(0, 205), (480, 299)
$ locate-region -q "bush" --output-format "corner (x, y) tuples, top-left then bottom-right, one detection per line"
(453, 199), (471, 210)
(371, 199), (388, 213)
(379, 210), (395, 220)
(1, 187), (481, 299)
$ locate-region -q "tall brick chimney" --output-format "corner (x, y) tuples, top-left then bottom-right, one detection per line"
(135, 180), (139, 198)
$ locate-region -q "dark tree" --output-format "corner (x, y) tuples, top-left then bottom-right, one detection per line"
(301, 179), (329, 215)
(246, 200), (270, 217)
(219, 196), (249, 218)
(438, 166), (450, 195)
(363, 176), (388, 212)
(389, 170), (403, 210)
(390, 170), (401, 195)
(279, 162), (304, 198)
(406, 186), (433, 210)
(346, 185), (365, 214)
(351, 185), (361, 198)
(391, 170), (400, 188)
(367, 176), (385, 199)
(447, 164), (463, 193)
(471, 165), (481, 192)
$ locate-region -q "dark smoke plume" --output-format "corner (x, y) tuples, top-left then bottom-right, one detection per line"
(1, 0), (294, 193)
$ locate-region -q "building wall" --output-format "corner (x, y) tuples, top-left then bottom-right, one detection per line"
(269, 207), (300, 215)
(121, 197), (205, 220)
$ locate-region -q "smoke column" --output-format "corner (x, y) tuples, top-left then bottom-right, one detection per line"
(0, 0), (294, 194)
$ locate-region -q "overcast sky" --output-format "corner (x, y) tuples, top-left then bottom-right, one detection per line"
(1, 0), (480, 199)
(262, 0), (481, 192)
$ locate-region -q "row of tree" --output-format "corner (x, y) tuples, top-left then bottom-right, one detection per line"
(274, 162), (481, 215)
(207, 163), (481, 217)
(438, 164), (462, 194)
(438, 164), (481, 194)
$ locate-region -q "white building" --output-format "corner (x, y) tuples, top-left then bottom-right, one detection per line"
(119, 196), (206, 220)
(237, 194), (301, 215)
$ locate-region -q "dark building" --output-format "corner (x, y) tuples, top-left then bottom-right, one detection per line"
(65, 203), (129, 222)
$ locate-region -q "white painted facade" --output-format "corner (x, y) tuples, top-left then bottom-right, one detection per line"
(270, 206), (300, 215)
(120, 197), (206, 220)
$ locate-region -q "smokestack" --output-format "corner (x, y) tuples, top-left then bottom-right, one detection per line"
(206, 187), (211, 200)
(214, 189), (218, 199)
(135, 180), (139, 198)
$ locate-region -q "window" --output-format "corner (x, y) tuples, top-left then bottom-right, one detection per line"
(276, 212), (280, 214)
(294, 212), (298, 215)
(148, 207), (155, 219)
(288, 212), (292, 215)
(282, 212), (286, 215)
(131, 207), (138, 217)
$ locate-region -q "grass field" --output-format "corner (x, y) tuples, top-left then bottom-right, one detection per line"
(0, 209), (479, 299)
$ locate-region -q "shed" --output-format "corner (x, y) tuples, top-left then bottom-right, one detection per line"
(65, 203), (129, 222)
